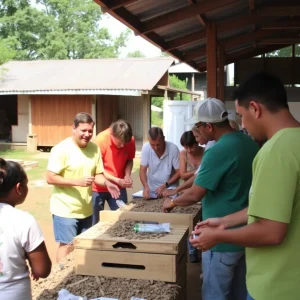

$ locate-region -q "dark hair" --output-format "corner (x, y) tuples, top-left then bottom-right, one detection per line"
(213, 119), (230, 128)
(180, 131), (197, 147)
(0, 158), (27, 197)
(148, 127), (164, 140)
(110, 119), (133, 143)
(233, 72), (288, 113)
(73, 112), (94, 128)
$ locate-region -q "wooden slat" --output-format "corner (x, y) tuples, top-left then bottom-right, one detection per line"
(74, 248), (186, 282)
(31, 95), (92, 146)
(139, 0), (239, 34)
(183, 47), (206, 62)
(165, 31), (206, 51)
(74, 221), (188, 254)
(258, 6), (300, 16)
(223, 29), (278, 51)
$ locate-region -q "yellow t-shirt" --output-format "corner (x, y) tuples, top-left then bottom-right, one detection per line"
(48, 137), (103, 218)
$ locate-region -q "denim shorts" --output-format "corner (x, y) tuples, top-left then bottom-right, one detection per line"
(52, 214), (93, 244)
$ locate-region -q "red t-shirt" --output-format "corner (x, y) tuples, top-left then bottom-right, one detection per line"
(92, 128), (136, 192)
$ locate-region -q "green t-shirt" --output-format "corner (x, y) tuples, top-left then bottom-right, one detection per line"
(246, 128), (300, 300)
(195, 131), (259, 252)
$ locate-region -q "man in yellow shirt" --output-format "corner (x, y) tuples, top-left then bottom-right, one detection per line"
(47, 112), (120, 262)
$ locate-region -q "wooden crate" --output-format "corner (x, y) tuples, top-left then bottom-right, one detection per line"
(118, 200), (201, 234)
(74, 211), (189, 282)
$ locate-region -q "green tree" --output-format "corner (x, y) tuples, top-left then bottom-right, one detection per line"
(127, 50), (145, 58)
(0, 40), (15, 65)
(0, 0), (129, 60)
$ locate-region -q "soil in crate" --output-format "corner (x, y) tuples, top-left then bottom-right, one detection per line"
(32, 254), (182, 300)
(106, 219), (168, 240)
(121, 198), (200, 216)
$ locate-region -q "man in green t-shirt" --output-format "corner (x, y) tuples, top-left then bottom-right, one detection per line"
(163, 98), (259, 300)
(192, 72), (300, 300)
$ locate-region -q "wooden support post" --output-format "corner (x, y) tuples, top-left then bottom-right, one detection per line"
(218, 44), (225, 101)
(91, 95), (97, 138)
(206, 23), (217, 98)
(292, 44), (295, 87)
(142, 94), (151, 143)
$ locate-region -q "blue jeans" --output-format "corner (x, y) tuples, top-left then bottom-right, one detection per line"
(52, 215), (92, 244)
(247, 293), (254, 300)
(202, 250), (247, 300)
(92, 188), (127, 225)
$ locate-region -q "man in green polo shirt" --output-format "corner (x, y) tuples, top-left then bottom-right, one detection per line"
(192, 72), (300, 300)
(163, 98), (259, 300)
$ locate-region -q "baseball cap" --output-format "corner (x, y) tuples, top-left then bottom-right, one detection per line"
(185, 98), (228, 124)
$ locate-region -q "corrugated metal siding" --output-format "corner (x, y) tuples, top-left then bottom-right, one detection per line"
(96, 95), (118, 133)
(31, 95), (92, 146)
(118, 96), (143, 140)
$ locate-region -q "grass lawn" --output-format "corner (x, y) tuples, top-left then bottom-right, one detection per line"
(0, 149), (49, 182)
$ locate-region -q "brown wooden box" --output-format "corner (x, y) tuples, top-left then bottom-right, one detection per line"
(74, 211), (189, 282)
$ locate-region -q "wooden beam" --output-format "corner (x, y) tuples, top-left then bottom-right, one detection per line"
(218, 44), (225, 101)
(183, 47), (206, 62)
(258, 6), (300, 16)
(104, 0), (137, 10)
(197, 44), (290, 71)
(262, 19), (300, 29)
(187, 0), (207, 26)
(258, 38), (300, 44)
(226, 44), (292, 64)
(249, 0), (255, 11)
(223, 29), (278, 51)
(217, 14), (270, 33)
(206, 24), (217, 98)
(145, 32), (184, 61)
(139, 0), (239, 35)
(165, 31), (206, 51)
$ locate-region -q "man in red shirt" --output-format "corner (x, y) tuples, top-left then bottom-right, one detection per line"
(92, 120), (136, 224)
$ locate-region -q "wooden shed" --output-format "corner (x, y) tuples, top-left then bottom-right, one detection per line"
(0, 58), (176, 147)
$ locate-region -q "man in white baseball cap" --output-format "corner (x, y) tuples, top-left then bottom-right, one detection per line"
(163, 97), (259, 300)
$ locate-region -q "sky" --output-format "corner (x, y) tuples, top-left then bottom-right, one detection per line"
(99, 14), (162, 58)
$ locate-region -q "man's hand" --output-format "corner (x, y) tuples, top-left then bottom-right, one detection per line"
(117, 178), (132, 188)
(163, 197), (174, 213)
(155, 184), (166, 198)
(195, 217), (224, 231)
(106, 181), (120, 199)
(77, 176), (95, 187)
(143, 186), (151, 199)
(163, 188), (177, 197)
(124, 175), (133, 187)
(190, 225), (225, 251)
(31, 271), (39, 281)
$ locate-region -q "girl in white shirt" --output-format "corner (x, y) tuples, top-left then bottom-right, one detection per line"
(0, 158), (52, 300)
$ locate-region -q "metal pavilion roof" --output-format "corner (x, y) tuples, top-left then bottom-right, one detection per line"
(94, 0), (300, 72)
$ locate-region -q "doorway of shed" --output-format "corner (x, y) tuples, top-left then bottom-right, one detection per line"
(0, 95), (17, 141)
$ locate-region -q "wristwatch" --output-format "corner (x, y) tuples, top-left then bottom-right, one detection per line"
(165, 182), (170, 188)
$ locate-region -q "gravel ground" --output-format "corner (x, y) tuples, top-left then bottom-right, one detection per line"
(32, 254), (182, 300)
